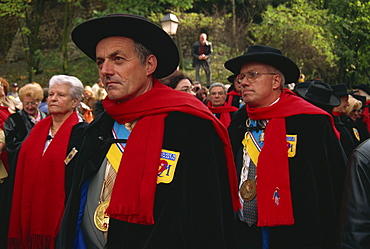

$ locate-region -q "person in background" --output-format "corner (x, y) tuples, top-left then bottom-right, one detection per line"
(342, 95), (364, 146)
(5, 75), (87, 248)
(226, 74), (243, 109)
(57, 14), (239, 249)
(338, 137), (370, 248)
(160, 70), (195, 95)
(192, 33), (212, 87)
(192, 81), (202, 93)
(195, 86), (209, 105)
(92, 78), (107, 100)
(0, 77), (21, 113)
(331, 84), (358, 157)
(80, 85), (96, 123)
(352, 84), (370, 132)
(4, 82), (47, 165)
(39, 87), (49, 114)
(7, 83), (19, 98)
(226, 45), (347, 248)
(207, 82), (238, 127)
(351, 94), (370, 142)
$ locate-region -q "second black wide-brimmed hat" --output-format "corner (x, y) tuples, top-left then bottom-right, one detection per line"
(331, 84), (349, 98)
(72, 14), (179, 79)
(295, 80), (341, 107)
(224, 45), (300, 84)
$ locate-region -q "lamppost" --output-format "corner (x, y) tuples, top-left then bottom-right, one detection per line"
(161, 13), (183, 70)
(160, 13), (179, 36)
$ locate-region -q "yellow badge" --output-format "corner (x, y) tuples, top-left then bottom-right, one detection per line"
(286, 135), (297, 157)
(353, 128), (360, 141)
(157, 149), (180, 184)
(64, 147), (78, 165)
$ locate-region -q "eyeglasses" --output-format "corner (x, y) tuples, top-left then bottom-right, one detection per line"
(24, 101), (39, 106)
(237, 71), (277, 84)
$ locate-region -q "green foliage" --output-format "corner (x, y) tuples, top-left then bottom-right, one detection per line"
(328, 0), (370, 86)
(249, 0), (339, 83)
(98, 0), (193, 17)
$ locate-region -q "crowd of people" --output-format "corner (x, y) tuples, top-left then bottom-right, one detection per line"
(0, 13), (369, 249)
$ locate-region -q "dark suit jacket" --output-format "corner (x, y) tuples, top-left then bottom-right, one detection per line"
(192, 40), (212, 67)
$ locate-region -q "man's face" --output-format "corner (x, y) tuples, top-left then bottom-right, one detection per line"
(199, 34), (207, 45)
(333, 95), (349, 114)
(209, 86), (226, 107)
(96, 36), (155, 102)
(238, 62), (281, 108)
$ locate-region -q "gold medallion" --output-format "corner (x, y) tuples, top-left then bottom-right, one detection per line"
(240, 179), (257, 201)
(94, 200), (110, 232)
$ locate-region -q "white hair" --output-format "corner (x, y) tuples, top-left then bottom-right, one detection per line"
(49, 75), (84, 101)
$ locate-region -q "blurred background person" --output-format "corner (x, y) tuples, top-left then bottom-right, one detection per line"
(39, 87), (49, 114)
(160, 70), (195, 95)
(7, 83), (19, 99)
(331, 84), (357, 157)
(226, 74), (243, 109)
(195, 86), (209, 105)
(80, 85), (95, 123)
(4, 82), (47, 166)
(5, 75), (87, 248)
(207, 82), (237, 127)
(192, 33), (212, 87)
(0, 77), (21, 113)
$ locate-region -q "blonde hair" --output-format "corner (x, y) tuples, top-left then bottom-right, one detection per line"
(19, 83), (44, 102)
(345, 95), (362, 116)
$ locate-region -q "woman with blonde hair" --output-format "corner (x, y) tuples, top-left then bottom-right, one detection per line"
(346, 95), (362, 121)
(4, 83), (47, 164)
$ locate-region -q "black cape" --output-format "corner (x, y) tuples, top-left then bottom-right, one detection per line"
(228, 106), (347, 249)
(57, 111), (237, 249)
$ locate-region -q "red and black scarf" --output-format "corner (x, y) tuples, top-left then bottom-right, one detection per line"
(247, 89), (339, 227)
(8, 112), (79, 248)
(226, 89), (242, 106)
(103, 79), (240, 225)
(207, 101), (238, 127)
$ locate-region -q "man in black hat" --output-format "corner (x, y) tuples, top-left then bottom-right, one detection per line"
(226, 74), (243, 109)
(226, 45), (347, 248)
(57, 14), (239, 249)
(330, 83), (358, 157)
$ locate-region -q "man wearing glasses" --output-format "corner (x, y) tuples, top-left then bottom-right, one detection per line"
(226, 45), (347, 248)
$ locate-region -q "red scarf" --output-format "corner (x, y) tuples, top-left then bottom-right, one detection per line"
(247, 89), (339, 227)
(207, 101), (238, 127)
(226, 89), (242, 106)
(8, 112), (79, 248)
(103, 79), (240, 225)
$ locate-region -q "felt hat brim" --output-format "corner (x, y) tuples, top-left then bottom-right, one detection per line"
(295, 81), (341, 107)
(224, 45), (300, 84)
(72, 14), (179, 79)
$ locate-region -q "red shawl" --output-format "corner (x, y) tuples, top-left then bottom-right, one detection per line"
(103, 79), (240, 225)
(226, 89), (242, 106)
(207, 101), (238, 127)
(247, 89), (339, 227)
(8, 112), (79, 248)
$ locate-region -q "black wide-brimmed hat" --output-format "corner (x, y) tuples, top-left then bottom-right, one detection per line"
(227, 74), (237, 84)
(352, 84), (370, 96)
(331, 84), (349, 98)
(295, 80), (340, 107)
(224, 45), (300, 84)
(72, 14), (179, 79)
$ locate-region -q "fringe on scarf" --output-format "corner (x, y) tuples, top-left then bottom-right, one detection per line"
(8, 235), (54, 249)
